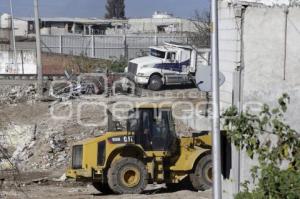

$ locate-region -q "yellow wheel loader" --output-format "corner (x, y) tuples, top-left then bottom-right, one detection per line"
(66, 103), (212, 194)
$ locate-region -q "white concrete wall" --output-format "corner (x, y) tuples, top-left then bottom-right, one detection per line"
(50, 22), (67, 35)
(219, 1), (242, 111)
(106, 18), (197, 34)
(0, 50), (37, 74)
(243, 6), (300, 131)
(217, 2), (300, 198)
(128, 18), (187, 33)
(218, 1), (243, 198)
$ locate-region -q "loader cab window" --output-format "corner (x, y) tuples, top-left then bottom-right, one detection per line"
(150, 49), (166, 59)
(133, 108), (176, 151)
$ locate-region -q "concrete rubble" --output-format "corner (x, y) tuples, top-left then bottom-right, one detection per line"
(0, 84), (37, 105)
(0, 85), (210, 199)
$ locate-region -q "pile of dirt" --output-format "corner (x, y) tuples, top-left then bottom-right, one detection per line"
(0, 101), (103, 177)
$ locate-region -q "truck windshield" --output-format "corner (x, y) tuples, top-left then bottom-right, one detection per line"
(150, 49), (166, 59)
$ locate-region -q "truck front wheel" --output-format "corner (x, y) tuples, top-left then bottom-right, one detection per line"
(189, 154), (212, 191)
(148, 75), (163, 91)
(108, 157), (148, 194)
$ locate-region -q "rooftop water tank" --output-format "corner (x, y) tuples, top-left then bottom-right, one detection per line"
(0, 13), (12, 29)
(152, 11), (173, 19)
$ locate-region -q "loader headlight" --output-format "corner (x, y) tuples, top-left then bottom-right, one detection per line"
(72, 145), (83, 169)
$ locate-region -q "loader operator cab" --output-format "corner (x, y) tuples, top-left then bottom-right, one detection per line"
(127, 107), (177, 152)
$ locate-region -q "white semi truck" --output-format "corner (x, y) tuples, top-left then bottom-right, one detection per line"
(125, 42), (211, 91)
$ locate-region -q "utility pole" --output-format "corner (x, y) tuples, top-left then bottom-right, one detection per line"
(211, 0), (222, 198)
(34, 0), (43, 96)
(9, 0), (17, 74)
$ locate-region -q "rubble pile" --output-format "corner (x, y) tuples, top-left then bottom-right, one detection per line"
(15, 126), (103, 172)
(10, 129), (79, 171)
(0, 84), (37, 105)
(0, 104), (101, 175)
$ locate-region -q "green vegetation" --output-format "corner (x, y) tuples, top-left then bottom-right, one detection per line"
(69, 54), (127, 73)
(108, 56), (128, 73)
(223, 94), (300, 199)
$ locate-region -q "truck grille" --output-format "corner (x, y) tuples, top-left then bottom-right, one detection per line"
(128, 62), (138, 75)
(72, 145), (83, 169)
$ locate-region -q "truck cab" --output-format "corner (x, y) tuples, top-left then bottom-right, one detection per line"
(126, 42), (202, 91)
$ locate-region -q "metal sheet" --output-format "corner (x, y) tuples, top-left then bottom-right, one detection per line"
(195, 65), (225, 92)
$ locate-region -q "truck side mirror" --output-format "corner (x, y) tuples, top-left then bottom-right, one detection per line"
(127, 118), (139, 132)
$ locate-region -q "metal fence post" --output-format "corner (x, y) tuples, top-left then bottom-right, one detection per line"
(154, 34), (158, 46)
(211, 0), (222, 198)
(91, 34), (95, 58)
(59, 35), (63, 54)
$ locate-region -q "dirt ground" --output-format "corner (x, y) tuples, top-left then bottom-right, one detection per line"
(0, 86), (210, 199)
(1, 182), (212, 199)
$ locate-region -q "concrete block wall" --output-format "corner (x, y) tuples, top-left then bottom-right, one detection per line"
(243, 6), (300, 132)
(218, 1), (243, 198)
(219, 1), (242, 111)
(217, 2), (300, 198)
(0, 50), (37, 74)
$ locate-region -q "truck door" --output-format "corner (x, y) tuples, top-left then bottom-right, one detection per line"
(164, 52), (181, 73)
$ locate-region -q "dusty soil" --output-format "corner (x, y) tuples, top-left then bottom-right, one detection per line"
(1, 182), (212, 199)
(0, 86), (210, 199)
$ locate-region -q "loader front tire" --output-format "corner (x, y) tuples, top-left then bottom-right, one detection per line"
(108, 157), (148, 194)
(190, 154), (212, 191)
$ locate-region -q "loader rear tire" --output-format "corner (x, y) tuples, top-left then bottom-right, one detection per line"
(92, 182), (113, 194)
(108, 157), (148, 194)
(190, 154), (212, 191)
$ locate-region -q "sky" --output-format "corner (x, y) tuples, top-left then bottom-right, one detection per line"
(0, 0), (210, 19)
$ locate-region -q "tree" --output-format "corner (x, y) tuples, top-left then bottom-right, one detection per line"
(188, 10), (211, 48)
(105, 0), (125, 19)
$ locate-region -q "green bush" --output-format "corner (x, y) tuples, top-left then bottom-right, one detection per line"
(108, 56), (127, 73)
(223, 94), (300, 199)
(235, 168), (300, 199)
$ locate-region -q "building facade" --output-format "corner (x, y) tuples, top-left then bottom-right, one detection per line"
(0, 12), (199, 37)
